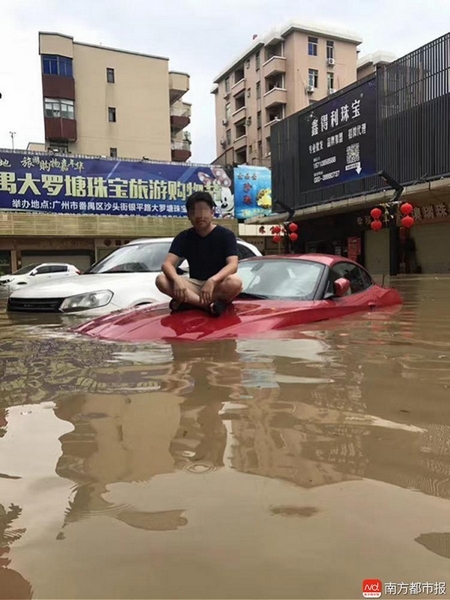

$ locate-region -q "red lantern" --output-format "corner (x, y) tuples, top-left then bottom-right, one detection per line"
(272, 225), (281, 234)
(273, 234), (281, 243)
(370, 219), (382, 231)
(288, 232), (298, 242)
(370, 207), (382, 220)
(400, 202), (413, 215)
(288, 222), (298, 232)
(401, 215), (414, 228)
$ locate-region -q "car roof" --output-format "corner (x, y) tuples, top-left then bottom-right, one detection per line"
(241, 254), (362, 267)
(126, 236), (253, 246)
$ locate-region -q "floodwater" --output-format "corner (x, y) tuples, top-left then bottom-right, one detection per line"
(0, 277), (450, 600)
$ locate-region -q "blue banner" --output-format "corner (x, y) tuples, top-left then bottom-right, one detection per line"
(233, 165), (272, 220)
(0, 152), (235, 218)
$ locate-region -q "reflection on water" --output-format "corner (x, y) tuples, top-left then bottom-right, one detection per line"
(1, 277), (450, 598)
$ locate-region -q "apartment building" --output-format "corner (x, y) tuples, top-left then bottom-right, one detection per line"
(38, 32), (191, 162)
(211, 20), (362, 165)
(356, 51), (396, 79)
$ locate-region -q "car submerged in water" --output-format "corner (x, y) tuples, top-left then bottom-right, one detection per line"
(73, 254), (403, 343)
(6, 237), (261, 317)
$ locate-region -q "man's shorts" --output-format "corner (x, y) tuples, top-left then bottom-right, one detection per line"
(185, 278), (206, 294)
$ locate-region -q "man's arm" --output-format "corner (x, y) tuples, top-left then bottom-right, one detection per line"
(161, 253), (183, 282)
(209, 255), (238, 284)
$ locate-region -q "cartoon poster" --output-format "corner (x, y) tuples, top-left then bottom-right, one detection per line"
(233, 165), (272, 220)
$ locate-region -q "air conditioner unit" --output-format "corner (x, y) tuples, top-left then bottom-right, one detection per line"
(306, 85), (314, 93)
(222, 118), (228, 126)
(246, 117), (252, 126)
(327, 57), (335, 66)
(220, 139), (227, 147)
(328, 88), (336, 94)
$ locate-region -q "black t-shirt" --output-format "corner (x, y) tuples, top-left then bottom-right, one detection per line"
(169, 225), (238, 280)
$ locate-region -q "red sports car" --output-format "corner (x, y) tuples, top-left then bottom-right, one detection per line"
(73, 254), (402, 343)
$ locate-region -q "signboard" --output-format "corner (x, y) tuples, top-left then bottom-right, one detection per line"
(234, 165), (272, 220)
(0, 151), (235, 218)
(299, 79), (377, 193)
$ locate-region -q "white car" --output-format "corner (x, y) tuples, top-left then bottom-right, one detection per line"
(0, 262), (80, 294)
(7, 237), (262, 317)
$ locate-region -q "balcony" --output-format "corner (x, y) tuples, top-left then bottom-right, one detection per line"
(262, 56), (286, 79)
(44, 117), (77, 142)
(234, 134), (247, 151)
(42, 74), (75, 100)
(170, 103), (191, 132)
(169, 71), (190, 103)
(263, 87), (287, 108)
(171, 140), (191, 162)
(232, 106), (246, 124)
(231, 77), (246, 97)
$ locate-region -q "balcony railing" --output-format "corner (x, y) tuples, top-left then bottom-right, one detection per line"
(171, 140), (191, 151)
(170, 105), (191, 118)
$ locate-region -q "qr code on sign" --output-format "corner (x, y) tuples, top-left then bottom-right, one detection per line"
(346, 143), (360, 165)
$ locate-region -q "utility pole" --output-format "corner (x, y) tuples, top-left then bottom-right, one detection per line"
(9, 131), (16, 151)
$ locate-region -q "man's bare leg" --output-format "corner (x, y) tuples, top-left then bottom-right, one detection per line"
(155, 274), (206, 309)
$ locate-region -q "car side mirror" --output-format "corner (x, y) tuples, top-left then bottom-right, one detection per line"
(29, 271), (36, 276)
(334, 278), (350, 297)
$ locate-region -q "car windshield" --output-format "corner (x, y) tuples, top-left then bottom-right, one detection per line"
(238, 259), (324, 300)
(85, 242), (171, 274)
(12, 264), (40, 275)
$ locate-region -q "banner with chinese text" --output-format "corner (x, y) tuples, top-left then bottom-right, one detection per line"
(0, 152), (235, 218)
(298, 79), (377, 193)
(234, 165), (272, 220)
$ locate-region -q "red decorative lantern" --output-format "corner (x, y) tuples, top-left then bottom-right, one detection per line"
(272, 225), (281, 234)
(273, 234), (281, 243)
(400, 202), (413, 215)
(288, 222), (298, 232)
(288, 232), (298, 242)
(401, 215), (414, 228)
(370, 207), (382, 220)
(370, 219), (382, 231)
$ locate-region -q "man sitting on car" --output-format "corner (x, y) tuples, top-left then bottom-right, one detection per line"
(156, 191), (243, 316)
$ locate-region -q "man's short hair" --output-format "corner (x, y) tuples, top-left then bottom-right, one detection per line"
(186, 191), (215, 212)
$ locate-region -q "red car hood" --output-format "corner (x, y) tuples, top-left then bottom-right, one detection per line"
(73, 299), (329, 343)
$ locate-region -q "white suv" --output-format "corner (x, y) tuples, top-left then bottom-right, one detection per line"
(7, 237), (261, 317)
(0, 262), (80, 294)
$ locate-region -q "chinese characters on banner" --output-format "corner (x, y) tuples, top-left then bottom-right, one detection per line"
(299, 79), (377, 193)
(0, 152), (235, 218)
(233, 165), (272, 220)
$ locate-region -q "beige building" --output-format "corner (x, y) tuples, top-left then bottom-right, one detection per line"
(356, 51), (396, 79)
(211, 20), (363, 166)
(37, 32), (191, 162)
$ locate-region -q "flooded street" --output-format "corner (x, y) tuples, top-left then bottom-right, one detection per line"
(1, 277), (450, 599)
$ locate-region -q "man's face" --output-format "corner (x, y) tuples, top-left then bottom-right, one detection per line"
(188, 201), (214, 230)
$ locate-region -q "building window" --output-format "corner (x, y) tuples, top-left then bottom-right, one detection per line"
(246, 59), (250, 69)
(226, 129), (231, 145)
(42, 54), (73, 77)
(225, 77), (230, 93)
(256, 51), (260, 70)
(225, 102), (231, 120)
(106, 68), (115, 83)
(247, 87), (251, 98)
(108, 107), (116, 122)
(110, 147), (118, 158)
(257, 140), (262, 157)
(44, 98), (75, 119)
(256, 81), (261, 99)
(326, 41), (334, 60)
(257, 111), (262, 129)
(308, 69), (319, 88)
(327, 72), (334, 91)
(308, 37), (318, 56)
(248, 144), (253, 154)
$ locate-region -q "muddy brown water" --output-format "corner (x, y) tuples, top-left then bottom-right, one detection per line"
(0, 276), (450, 599)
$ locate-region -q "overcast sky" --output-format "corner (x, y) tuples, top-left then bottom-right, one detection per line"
(1, 0), (450, 164)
